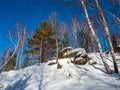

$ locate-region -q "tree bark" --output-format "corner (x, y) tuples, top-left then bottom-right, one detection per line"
(0, 46), (17, 72)
(39, 39), (42, 64)
(72, 17), (78, 48)
(81, 0), (112, 74)
(95, 0), (119, 73)
(56, 38), (58, 63)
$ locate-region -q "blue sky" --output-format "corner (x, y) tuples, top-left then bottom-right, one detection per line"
(0, 0), (77, 54)
(0, 0), (119, 54)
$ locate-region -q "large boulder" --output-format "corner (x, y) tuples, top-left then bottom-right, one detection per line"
(59, 47), (73, 58)
(73, 58), (88, 65)
(63, 48), (86, 58)
(76, 48), (86, 56)
(72, 53), (90, 65)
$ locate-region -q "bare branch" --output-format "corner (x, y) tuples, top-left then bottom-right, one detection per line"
(8, 30), (16, 47)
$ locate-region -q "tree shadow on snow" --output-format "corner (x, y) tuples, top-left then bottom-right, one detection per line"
(92, 65), (120, 78)
(91, 65), (107, 73)
(38, 64), (48, 90)
(5, 71), (33, 90)
(75, 65), (89, 71)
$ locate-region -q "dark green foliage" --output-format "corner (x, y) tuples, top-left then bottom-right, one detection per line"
(112, 34), (120, 53)
(26, 21), (56, 63)
(4, 51), (16, 71)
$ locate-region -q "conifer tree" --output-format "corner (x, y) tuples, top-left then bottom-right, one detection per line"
(27, 21), (56, 63)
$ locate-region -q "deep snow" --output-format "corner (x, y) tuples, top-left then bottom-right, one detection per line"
(0, 53), (120, 90)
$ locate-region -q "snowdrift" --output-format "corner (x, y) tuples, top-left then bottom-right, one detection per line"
(0, 53), (120, 90)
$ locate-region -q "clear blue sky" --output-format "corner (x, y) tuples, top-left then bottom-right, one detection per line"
(0, 0), (79, 54)
(0, 0), (119, 54)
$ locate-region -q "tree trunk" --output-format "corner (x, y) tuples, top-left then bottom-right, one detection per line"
(81, 0), (112, 74)
(72, 17), (78, 48)
(56, 38), (58, 63)
(95, 0), (119, 73)
(39, 39), (42, 64)
(74, 30), (78, 48)
(0, 47), (17, 72)
(19, 49), (23, 68)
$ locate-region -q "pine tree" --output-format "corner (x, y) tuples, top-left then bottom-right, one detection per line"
(26, 21), (56, 63)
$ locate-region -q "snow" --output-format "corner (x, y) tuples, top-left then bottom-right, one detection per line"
(75, 57), (83, 61)
(0, 53), (120, 90)
(76, 48), (86, 56)
(64, 48), (86, 56)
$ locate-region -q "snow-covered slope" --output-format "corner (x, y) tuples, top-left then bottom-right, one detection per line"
(0, 53), (120, 90)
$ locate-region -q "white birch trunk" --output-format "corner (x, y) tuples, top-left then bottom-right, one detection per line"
(19, 49), (23, 68)
(0, 28), (21, 72)
(54, 12), (59, 64)
(95, 0), (119, 73)
(81, 0), (112, 74)
(0, 45), (18, 72)
(74, 27), (78, 48)
(72, 17), (78, 48)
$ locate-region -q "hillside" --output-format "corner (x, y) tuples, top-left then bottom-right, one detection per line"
(0, 53), (120, 90)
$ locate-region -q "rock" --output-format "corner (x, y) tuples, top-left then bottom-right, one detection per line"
(57, 63), (63, 69)
(59, 47), (73, 58)
(48, 62), (57, 66)
(74, 58), (88, 65)
(63, 48), (86, 58)
(74, 53), (88, 61)
(72, 57), (88, 65)
(59, 47), (73, 53)
(76, 48), (86, 56)
(89, 60), (97, 65)
(64, 52), (78, 58)
(72, 53), (90, 65)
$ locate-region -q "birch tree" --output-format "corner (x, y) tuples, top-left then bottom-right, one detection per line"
(81, 0), (112, 74)
(79, 20), (98, 52)
(0, 22), (26, 72)
(49, 12), (63, 69)
(95, 0), (119, 73)
(71, 16), (78, 48)
(49, 12), (59, 64)
(16, 23), (26, 68)
(0, 49), (9, 66)
(58, 23), (68, 48)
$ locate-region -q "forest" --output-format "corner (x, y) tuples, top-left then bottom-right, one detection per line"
(0, 0), (120, 89)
